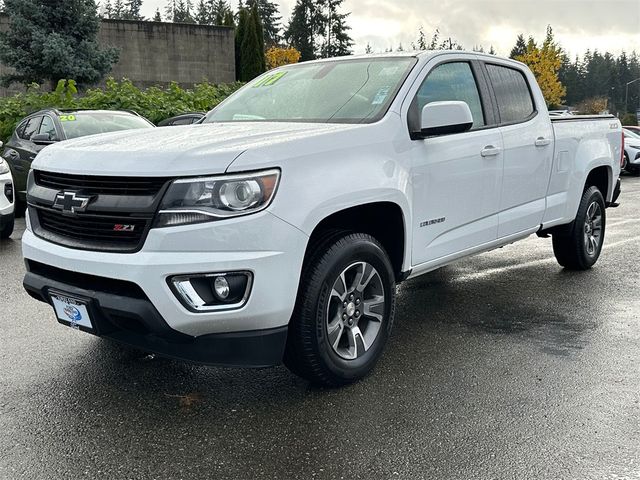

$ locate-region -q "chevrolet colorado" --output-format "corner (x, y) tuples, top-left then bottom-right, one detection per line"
(22, 52), (623, 386)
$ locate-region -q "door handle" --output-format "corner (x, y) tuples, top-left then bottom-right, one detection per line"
(481, 145), (501, 157)
(535, 137), (551, 147)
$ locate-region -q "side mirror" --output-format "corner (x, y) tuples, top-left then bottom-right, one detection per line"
(31, 133), (56, 145)
(416, 101), (474, 138)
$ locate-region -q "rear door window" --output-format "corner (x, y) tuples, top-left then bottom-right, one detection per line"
(21, 117), (42, 140)
(486, 64), (535, 124)
(415, 62), (485, 129)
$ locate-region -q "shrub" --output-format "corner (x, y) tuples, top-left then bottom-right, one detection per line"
(621, 113), (638, 126)
(0, 78), (244, 142)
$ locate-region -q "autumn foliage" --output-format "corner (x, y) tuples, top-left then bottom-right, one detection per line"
(265, 46), (302, 70)
(515, 26), (566, 107)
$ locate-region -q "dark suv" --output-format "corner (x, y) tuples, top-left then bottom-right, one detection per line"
(2, 109), (154, 215)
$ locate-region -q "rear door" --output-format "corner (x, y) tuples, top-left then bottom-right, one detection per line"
(483, 62), (554, 238)
(408, 57), (504, 266)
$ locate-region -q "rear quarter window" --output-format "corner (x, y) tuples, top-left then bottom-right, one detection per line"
(486, 64), (535, 124)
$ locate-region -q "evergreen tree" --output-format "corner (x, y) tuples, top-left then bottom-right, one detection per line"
(510, 34), (527, 59)
(152, 7), (162, 21)
(239, 6), (264, 81)
(364, 42), (372, 54)
(123, 0), (143, 19)
(223, 9), (235, 26)
(249, 3), (266, 73)
(164, 0), (176, 20)
(235, 7), (248, 79)
(0, 0), (119, 88)
(245, 0), (281, 46)
(174, 0), (195, 22)
(285, 0), (318, 61)
(210, 0), (231, 25)
(103, 0), (113, 18)
(112, 0), (124, 18)
(195, 0), (210, 24)
(319, 0), (352, 57)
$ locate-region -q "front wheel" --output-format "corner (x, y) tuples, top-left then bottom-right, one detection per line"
(284, 232), (396, 387)
(552, 186), (606, 270)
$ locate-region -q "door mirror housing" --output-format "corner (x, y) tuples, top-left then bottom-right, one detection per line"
(415, 101), (474, 138)
(31, 133), (56, 145)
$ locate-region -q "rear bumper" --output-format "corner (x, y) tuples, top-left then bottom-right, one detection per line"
(23, 263), (288, 367)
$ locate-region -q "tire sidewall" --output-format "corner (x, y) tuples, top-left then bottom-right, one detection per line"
(309, 236), (395, 383)
(575, 187), (606, 268)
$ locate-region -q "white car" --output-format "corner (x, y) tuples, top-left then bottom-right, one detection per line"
(623, 128), (640, 175)
(22, 52), (622, 386)
(0, 143), (15, 239)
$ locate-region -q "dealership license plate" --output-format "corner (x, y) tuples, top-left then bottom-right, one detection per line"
(50, 292), (94, 331)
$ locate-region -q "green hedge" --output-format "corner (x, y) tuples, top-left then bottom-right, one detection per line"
(0, 78), (244, 142)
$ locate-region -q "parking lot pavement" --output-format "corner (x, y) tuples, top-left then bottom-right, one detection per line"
(1, 177), (639, 480)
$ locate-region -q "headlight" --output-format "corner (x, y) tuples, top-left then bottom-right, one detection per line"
(0, 158), (9, 175)
(155, 169), (280, 227)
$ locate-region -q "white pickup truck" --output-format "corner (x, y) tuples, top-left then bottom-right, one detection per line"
(23, 52), (623, 386)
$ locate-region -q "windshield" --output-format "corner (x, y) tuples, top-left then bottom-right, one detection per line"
(60, 112), (153, 139)
(204, 57), (417, 124)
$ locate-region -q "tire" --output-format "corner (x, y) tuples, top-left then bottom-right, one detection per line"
(622, 153), (629, 172)
(0, 214), (14, 239)
(284, 232), (396, 387)
(552, 186), (606, 270)
(14, 198), (26, 218)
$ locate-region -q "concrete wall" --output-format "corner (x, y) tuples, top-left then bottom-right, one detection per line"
(0, 15), (236, 94)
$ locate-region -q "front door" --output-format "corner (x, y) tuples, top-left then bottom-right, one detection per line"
(410, 60), (504, 267)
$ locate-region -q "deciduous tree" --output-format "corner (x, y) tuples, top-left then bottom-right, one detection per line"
(265, 46), (301, 69)
(515, 26), (566, 107)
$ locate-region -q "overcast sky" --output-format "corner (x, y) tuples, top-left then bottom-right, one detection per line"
(141, 0), (640, 57)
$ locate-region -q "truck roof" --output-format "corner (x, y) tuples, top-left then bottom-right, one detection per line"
(297, 50), (527, 69)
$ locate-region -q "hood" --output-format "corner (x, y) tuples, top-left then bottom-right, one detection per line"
(33, 122), (356, 177)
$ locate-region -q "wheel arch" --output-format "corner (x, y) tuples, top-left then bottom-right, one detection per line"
(303, 201), (409, 282)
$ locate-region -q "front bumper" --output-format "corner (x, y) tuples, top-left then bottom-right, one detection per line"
(0, 171), (14, 217)
(23, 262), (288, 367)
(22, 210), (309, 364)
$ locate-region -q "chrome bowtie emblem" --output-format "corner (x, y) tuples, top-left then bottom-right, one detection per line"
(53, 191), (93, 214)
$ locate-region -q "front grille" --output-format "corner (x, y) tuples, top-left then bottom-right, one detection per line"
(34, 207), (150, 252)
(34, 170), (169, 196)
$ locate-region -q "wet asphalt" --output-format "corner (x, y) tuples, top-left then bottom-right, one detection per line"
(0, 176), (639, 480)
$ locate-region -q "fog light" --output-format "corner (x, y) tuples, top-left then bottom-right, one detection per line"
(213, 276), (230, 300)
(169, 271), (252, 312)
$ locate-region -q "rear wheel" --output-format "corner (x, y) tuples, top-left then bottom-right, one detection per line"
(622, 152), (629, 172)
(284, 232), (396, 387)
(552, 186), (606, 270)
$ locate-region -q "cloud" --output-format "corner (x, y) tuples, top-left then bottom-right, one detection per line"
(141, 0), (640, 56)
